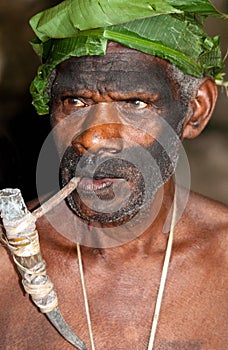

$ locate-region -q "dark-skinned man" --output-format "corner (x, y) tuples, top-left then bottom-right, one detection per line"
(0, 1), (227, 349)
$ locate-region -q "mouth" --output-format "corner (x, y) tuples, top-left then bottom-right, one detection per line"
(60, 148), (147, 224)
(77, 176), (125, 200)
(78, 177), (122, 191)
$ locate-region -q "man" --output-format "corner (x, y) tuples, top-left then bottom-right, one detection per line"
(0, 1), (227, 349)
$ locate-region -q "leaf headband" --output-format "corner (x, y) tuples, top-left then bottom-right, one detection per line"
(29, 0), (227, 115)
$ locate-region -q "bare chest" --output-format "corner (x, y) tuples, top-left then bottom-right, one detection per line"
(1, 244), (226, 350)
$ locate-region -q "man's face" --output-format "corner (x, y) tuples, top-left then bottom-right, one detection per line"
(50, 47), (188, 226)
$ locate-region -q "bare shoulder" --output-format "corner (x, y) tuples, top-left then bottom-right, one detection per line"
(187, 190), (228, 231)
(180, 190), (228, 259)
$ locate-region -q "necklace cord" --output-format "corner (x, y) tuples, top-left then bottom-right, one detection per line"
(76, 190), (177, 350)
(77, 243), (96, 350)
(147, 190), (177, 350)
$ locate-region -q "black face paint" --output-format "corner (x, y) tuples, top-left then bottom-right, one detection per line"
(60, 135), (179, 226)
(60, 146), (146, 225)
(53, 53), (170, 98)
(52, 51), (187, 225)
(51, 51), (188, 134)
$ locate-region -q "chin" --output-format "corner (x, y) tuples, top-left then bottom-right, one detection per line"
(64, 189), (145, 227)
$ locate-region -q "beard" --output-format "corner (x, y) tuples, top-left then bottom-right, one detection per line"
(60, 138), (180, 227)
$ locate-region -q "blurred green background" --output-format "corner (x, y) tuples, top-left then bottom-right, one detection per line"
(0, 0), (227, 203)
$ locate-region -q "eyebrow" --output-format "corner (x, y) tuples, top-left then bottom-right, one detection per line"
(55, 89), (160, 102)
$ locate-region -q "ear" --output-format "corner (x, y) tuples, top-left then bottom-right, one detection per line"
(182, 77), (218, 140)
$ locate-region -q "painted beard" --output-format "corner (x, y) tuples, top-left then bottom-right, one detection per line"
(60, 137), (180, 226)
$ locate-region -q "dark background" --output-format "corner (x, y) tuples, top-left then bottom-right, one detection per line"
(0, 0), (227, 204)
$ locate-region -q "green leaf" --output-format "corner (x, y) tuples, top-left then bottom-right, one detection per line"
(167, 0), (228, 17)
(29, 0), (182, 42)
(29, 0), (227, 43)
(30, 35), (108, 115)
(46, 35), (107, 65)
(28, 0), (226, 115)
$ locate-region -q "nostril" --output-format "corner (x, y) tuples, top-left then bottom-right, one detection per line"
(96, 147), (121, 156)
(72, 140), (88, 154)
(72, 138), (123, 156)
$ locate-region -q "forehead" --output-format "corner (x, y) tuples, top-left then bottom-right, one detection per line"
(52, 49), (174, 98)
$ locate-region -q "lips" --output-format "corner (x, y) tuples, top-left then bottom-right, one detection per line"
(60, 146), (147, 223)
(78, 177), (119, 192)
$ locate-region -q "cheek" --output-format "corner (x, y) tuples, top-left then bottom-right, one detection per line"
(162, 101), (187, 136)
(50, 111), (89, 153)
(117, 109), (163, 148)
(51, 117), (78, 154)
(121, 125), (157, 148)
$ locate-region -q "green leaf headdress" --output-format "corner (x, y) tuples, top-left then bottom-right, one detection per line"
(29, 0), (227, 115)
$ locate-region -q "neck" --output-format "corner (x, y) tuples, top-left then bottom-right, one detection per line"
(38, 177), (176, 259)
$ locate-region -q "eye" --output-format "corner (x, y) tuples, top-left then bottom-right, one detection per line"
(127, 100), (148, 109)
(62, 96), (87, 108)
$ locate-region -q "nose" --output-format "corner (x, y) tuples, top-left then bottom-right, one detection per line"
(72, 103), (123, 156)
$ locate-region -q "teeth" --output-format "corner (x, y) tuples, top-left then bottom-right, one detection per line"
(79, 178), (113, 192)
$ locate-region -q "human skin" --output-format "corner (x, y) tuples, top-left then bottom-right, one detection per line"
(51, 47), (188, 229)
(0, 44), (227, 349)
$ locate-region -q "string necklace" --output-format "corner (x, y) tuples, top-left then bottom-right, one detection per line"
(76, 191), (177, 350)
